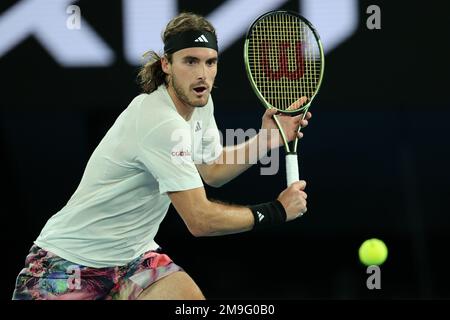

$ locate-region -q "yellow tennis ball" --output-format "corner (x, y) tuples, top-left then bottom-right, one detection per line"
(358, 238), (388, 266)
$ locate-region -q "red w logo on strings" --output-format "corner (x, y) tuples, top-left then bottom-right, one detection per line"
(260, 41), (305, 80)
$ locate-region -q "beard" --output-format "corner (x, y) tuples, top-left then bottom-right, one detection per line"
(171, 74), (209, 108)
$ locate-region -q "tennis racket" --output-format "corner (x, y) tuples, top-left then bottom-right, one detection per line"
(244, 10), (325, 186)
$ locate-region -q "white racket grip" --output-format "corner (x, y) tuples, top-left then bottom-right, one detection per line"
(286, 154), (299, 187)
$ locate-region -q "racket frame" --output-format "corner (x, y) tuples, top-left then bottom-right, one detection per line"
(244, 10), (325, 154)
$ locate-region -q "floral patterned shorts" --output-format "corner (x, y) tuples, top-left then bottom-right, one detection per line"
(12, 244), (182, 300)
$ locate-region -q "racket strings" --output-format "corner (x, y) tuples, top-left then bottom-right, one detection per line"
(247, 13), (322, 111)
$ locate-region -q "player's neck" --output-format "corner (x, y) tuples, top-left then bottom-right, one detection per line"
(166, 85), (194, 121)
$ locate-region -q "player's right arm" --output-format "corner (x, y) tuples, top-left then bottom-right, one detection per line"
(168, 181), (307, 237)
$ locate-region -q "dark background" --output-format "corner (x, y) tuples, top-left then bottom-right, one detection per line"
(2, 0), (449, 300)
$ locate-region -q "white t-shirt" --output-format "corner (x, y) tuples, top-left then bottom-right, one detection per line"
(35, 85), (222, 268)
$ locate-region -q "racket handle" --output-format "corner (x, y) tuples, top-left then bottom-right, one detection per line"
(286, 154), (299, 187)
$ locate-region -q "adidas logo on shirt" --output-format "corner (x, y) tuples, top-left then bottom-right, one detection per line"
(257, 211), (264, 222)
(195, 121), (202, 132)
(194, 34), (209, 43)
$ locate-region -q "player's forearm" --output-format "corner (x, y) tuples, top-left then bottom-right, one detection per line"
(169, 188), (256, 237)
(192, 200), (254, 237)
(207, 132), (271, 186)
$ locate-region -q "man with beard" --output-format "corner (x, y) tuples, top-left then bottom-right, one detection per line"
(13, 12), (310, 300)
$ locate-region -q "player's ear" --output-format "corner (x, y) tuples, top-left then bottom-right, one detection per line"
(161, 55), (171, 75)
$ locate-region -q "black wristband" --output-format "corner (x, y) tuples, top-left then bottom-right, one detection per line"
(249, 200), (287, 229)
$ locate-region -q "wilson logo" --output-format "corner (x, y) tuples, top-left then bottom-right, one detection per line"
(260, 41), (304, 80)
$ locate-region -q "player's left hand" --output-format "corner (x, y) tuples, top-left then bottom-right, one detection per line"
(260, 96), (312, 149)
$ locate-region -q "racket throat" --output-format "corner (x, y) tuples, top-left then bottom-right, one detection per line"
(273, 114), (291, 153)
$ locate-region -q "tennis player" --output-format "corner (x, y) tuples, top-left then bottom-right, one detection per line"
(12, 12), (311, 300)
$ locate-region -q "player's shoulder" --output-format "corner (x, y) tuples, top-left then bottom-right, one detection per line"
(134, 87), (188, 137)
(137, 87), (181, 117)
(141, 86), (179, 116)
